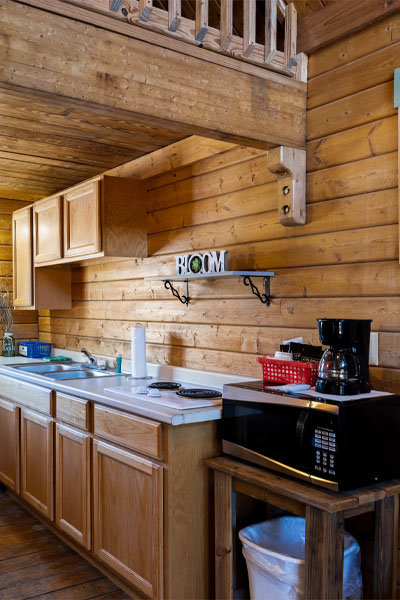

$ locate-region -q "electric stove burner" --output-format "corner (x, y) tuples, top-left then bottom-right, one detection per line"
(176, 388), (222, 399)
(148, 381), (182, 390)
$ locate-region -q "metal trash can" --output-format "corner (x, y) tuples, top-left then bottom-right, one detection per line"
(239, 516), (363, 600)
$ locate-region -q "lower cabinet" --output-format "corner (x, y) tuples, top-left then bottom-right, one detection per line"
(93, 439), (163, 599)
(0, 398), (20, 493)
(55, 423), (91, 549)
(20, 409), (54, 520)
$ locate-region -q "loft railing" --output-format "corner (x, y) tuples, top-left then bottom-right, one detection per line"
(109, 0), (301, 77)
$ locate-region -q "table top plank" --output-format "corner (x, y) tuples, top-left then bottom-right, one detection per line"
(207, 457), (400, 513)
(207, 457), (358, 512)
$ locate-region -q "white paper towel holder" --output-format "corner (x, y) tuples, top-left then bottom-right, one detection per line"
(127, 323), (153, 380)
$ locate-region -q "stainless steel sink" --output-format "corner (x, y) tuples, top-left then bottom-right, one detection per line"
(16, 363), (81, 373)
(41, 369), (116, 380)
(11, 362), (117, 379)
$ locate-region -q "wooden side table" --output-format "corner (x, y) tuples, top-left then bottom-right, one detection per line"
(208, 457), (400, 600)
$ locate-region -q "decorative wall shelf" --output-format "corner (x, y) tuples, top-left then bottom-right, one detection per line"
(146, 271), (275, 307)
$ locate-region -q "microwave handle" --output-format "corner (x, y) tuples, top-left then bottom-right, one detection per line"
(295, 409), (310, 450)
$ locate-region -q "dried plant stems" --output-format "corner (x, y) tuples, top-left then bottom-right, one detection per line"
(0, 276), (13, 334)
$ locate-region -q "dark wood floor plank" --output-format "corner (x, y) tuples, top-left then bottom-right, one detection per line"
(0, 523), (49, 548)
(31, 577), (119, 599)
(92, 587), (132, 600)
(0, 551), (81, 588)
(0, 535), (58, 561)
(0, 494), (129, 599)
(0, 545), (71, 574)
(0, 514), (36, 528)
(0, 564), (101, 599)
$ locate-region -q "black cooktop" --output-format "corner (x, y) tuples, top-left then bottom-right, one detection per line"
(148, 381), (182, 390)
(176, 388), (222, 399)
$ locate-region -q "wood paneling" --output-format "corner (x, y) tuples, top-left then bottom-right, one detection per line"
(38, 16), (400, 395)
(297, 0), (400, 54)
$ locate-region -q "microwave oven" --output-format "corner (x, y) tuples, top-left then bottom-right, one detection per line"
(221, 381), (400, 491)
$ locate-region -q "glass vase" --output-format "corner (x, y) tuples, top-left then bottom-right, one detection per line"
(2, 332), (15, 357)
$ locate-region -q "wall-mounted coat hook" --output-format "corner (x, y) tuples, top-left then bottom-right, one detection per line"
(267, 146), (306, 226)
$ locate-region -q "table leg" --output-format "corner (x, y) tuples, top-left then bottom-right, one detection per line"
(214, 471), (233, 600)
(374, 494), (399, 599)
(305, 506), (344, 599)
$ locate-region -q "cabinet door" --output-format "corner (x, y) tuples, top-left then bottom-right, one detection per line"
(21, 409), (54, 520)
(93, 440), (163, 599)
(56, 424), (91, 549)
(64, 180), (101, 258)
(12, 206), (33, 308)
(0, 399), (20, 493)
(33, 196), (62, 264)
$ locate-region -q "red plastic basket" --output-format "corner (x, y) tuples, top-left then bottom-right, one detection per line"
(257, 356), (319, 386)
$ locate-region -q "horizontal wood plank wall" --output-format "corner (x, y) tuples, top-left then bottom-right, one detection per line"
(0, 199), (38, 342)
(39, 12), (400, 392)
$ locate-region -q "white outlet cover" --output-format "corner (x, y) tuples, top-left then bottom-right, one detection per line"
(369, 332), (379, 366)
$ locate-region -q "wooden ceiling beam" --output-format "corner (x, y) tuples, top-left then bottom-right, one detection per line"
(298, 0), (400, 54)
(3, 0), (306, 150)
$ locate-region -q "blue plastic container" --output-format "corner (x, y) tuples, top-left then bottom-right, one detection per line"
(18, 341), (52, 359)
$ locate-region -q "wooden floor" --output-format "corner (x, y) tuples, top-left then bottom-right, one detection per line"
(0, 492), (131, 599)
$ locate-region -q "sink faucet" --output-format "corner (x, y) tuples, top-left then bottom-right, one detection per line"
(81, 348), (96, 366)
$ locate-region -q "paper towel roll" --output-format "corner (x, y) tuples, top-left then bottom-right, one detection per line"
(131, 325), (147, 378)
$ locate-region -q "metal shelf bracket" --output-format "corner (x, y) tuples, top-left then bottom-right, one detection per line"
(242, 276), (271, 307)
(164, 279), (189, 306)
(267, 146), (306, 226)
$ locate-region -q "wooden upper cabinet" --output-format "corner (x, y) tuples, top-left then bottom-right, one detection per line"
(64, 179), (101, 258)
(13, 206), (33, 308)
(13, 206), (71, 311)
(30, 175), (146, 265)
(63, 176), (147, 261)
(33, 195), (63, 264)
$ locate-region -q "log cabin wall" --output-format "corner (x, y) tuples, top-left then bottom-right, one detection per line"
(0, 199), (38, 343)
(39, 12), (399, 392)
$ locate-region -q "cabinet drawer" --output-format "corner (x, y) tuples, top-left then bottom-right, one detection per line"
(0, 376), (52, 415)
(93, 405), (162, 460)
(56, 393), (90, 431)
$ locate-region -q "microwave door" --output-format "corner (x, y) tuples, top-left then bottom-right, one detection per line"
(221, 399), (312, 477)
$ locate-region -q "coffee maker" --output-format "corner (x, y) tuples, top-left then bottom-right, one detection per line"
(316, 318), (372, 395)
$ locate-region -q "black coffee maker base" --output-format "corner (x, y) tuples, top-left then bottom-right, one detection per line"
(316, 379), (362, 396)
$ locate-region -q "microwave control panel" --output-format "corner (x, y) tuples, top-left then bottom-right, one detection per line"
(313, 427), (337, 477)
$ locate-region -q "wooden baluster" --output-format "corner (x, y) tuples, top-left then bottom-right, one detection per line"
(169, 0), (181, 32)
(109, 0), (123, 11)
(220, 0), (233, 52)
(243, 0), (256, 57)
(284, 1), (298, 69)
(265, 0), (277, 64)
(195, 0), (208, 42)
(139, 0), (153, 22)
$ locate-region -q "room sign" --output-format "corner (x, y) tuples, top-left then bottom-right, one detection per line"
(175, 250), (228, 276)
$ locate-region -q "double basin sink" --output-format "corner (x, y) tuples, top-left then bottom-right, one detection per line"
(13, 362), (117, 380)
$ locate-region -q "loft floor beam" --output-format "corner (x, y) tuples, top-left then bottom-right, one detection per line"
(1, 0), (306, 150)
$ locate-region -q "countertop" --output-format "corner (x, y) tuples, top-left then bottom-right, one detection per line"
(0, 358), (223, 425)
